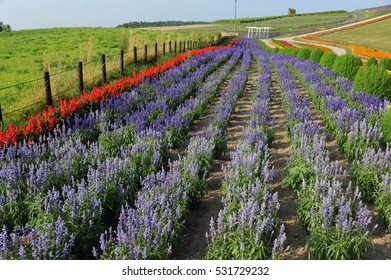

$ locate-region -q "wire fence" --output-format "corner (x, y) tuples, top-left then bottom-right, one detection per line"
(0, 38), (220, 126)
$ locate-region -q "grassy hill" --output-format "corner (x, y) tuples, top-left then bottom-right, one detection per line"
(214, 11), (353, 31)
(320, 17), (391, 52)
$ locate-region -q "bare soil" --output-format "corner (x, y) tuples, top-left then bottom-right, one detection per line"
(172, 58), (260, 259)
(268, 73), (309, 260)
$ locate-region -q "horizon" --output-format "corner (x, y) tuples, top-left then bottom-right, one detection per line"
(0, 0), (390, 31)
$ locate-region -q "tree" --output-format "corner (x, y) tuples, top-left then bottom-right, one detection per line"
(288, 8), (297, 15)
(0, 21), (12, 32)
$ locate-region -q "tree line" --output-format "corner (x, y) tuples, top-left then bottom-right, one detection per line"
(0, 21), (12, 32)
(117, 21), (210, 28)
(215, 10), (347, 24)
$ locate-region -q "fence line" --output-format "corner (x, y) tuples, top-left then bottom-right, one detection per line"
(0, 39), (222, 124)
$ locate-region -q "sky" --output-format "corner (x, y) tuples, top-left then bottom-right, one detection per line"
(0, 0), (391, 30)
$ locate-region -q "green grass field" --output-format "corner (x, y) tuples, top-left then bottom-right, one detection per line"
(321, 18), (391, 52)
(0, 27), (217, 125)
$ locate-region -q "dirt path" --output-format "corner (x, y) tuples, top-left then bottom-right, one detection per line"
(268, 72), (309, 260)
(172, 56), (260, 260)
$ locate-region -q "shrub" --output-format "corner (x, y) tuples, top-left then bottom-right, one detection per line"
(366, 57), (378, 67)
(379, 58), (391, 70)
(319, 51), (337, 69)
(288, 48), (299, 57)
(353, 65), (391, 99)
(309, 48), (325, 63)
(296, 48), (312, 59)
(332, 53), (363, 80)
(381, 108), (391, 144)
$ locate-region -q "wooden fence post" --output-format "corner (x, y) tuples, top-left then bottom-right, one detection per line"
(134, 46), (138, 65)
(44, 71), (53, 107)
(0, 104), (3, 123)
(163, 42), (166, 56)
(183, 41), (186, 52)
(120, 49), (125, 76)
(174, 41), (177, 53)
(144, 45), (148, 64)
(78, 61), (84, 95)
(101, 54), (107, 84)
(179, 41), (182, 53)
(169, 41), (172, 53)
(155, 42), (158, 62)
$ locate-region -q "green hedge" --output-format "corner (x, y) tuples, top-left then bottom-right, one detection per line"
(381, 109), (391, 144)
(366, 57), (378, 67)
(332, 53), (363, 80)
(296, 48), (312, 59)
(353, 65), (391, 99)
(319, 51), (337, 68)
(379, 58), (391, 70)
(310, 48), (325, 63)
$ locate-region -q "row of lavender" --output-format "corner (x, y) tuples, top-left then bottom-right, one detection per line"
(288, 58), (391, 231)
(0, 43), (245, 259)
(271, 53), (373, 259)
(206, 42), (286, 260)
(94, 43), (255, 259)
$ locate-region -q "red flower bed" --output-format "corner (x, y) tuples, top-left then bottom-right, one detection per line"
(0, 38), (239, 147)
(275, 40), (298, 49)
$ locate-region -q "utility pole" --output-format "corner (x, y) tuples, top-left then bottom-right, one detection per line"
(234, 0), (237, 36)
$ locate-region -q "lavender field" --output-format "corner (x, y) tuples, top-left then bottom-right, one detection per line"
(0, 38), (390, 260)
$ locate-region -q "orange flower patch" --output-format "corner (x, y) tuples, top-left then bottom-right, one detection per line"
(297, 42), (331, 52)
(302, 36), (391, 60)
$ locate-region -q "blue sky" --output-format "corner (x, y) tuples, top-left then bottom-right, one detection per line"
(0, 0), (390, 30)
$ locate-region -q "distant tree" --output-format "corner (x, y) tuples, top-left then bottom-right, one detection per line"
(0, 21), (12, 32)
(117, 21), (209, 29)
(288, 8), (297, 15)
